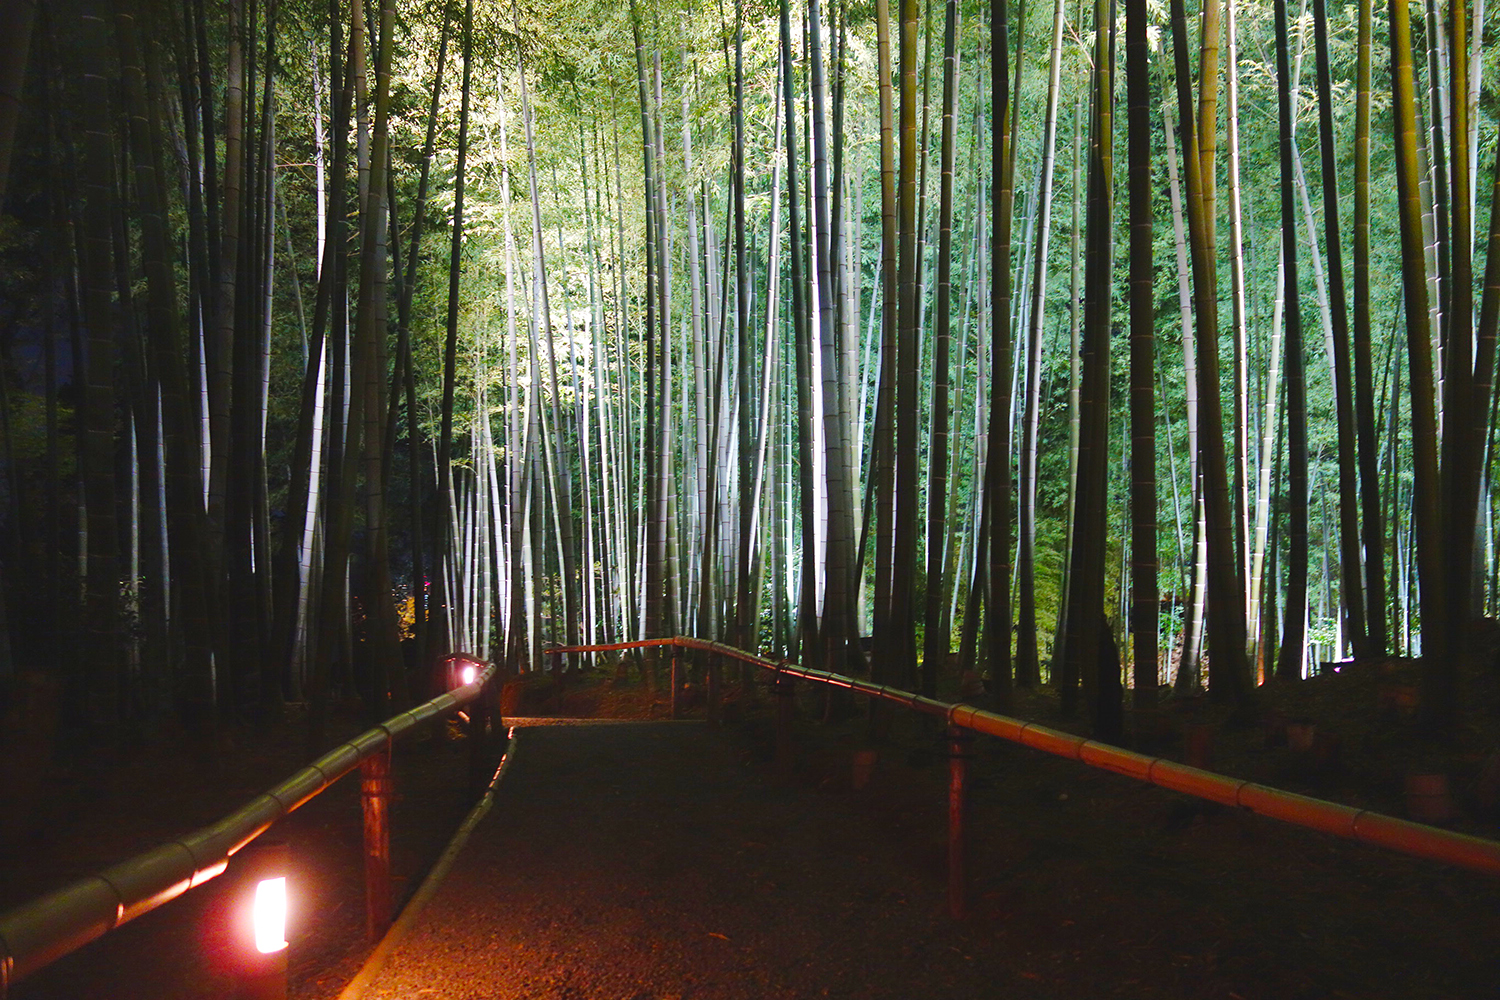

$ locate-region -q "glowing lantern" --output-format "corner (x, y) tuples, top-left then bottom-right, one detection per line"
(253, 876), (288, 954)
(461, 663), (477, 686)
(241, 841), (289, 1000)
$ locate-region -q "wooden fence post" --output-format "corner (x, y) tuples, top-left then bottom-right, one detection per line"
(707, 651), (722, 726)
(469, 673), (490, 793)
(775, 673), (795, 769)
(947, 725), (970, 920)
(360, 746), (393, 939)
(670, 643), (683, 719)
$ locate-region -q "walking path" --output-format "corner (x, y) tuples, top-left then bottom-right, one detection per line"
(346, 720), (1034, 1000)
(343, 718), (1497, 1000)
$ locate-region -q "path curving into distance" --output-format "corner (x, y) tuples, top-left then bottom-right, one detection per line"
(347, 720), (1022, 1000)
(346, 718), (1497, 1000)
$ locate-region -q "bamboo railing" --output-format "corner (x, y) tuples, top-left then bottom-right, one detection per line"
(0, 655), (496, 998)
(7, 634), (1497, 992)
(550, 636), (1500, 917)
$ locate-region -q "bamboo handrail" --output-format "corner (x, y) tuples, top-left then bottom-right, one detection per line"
(0, 655), (496, 997)
(10, 634), (1492, 994)
(551, 636), (1500, 878)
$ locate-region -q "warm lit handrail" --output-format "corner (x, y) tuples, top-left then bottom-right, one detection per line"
(552, 636), (1500, 877)
(0, 655), (495, 995)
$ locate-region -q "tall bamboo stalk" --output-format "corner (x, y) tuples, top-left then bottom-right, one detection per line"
(1169, 0), (1249, 704)
(1274, 0), (1308, 682)
(1387, 0), (1445, 724)
(1126, 0), (1156, 712)
(921, 0), (961, 697)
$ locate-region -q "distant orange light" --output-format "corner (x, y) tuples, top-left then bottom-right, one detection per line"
(253, 877), (288, 954)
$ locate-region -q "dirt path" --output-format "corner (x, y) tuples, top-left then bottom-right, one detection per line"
(8, 699), (1497, 1000)
(356, 719), (999, 1000)
(349, 719), (1498, 1000)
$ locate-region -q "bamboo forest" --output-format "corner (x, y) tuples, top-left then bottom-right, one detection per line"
(2, 0), (1499, 748)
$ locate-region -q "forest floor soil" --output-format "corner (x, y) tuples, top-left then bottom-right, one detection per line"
(2, 651), (1498, 998)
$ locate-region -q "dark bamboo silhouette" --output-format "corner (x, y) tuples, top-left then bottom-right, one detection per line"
(1126, 0), (1157, 712)
(1274, 0), (1308, 682)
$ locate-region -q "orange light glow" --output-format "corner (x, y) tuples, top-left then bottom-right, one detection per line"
(460, 664), (477, 686)
(253, 877), (288, 954)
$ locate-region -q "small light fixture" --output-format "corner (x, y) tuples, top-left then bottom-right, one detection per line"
(460, 663), (478, 686)
(241, 840), (289, 1000)
(253, 876), (288, 954)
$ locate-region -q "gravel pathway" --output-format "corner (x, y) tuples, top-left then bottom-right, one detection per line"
(9, 694), (1497, 999)
(354, 720), (1019, 1000)
(349, 717), (1500, 1000)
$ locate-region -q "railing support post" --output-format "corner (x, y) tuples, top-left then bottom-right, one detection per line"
(469, 672), (490, 793)
(947, 724), (969, 920)
(360, 746), (393, 940)
(670, 643), (683, 719)
(775, 673), (795, 769)
(707, 651), (722, 726)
